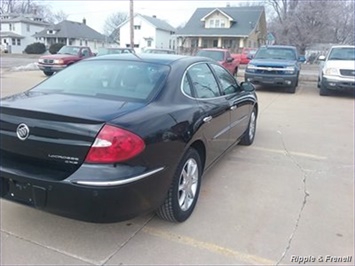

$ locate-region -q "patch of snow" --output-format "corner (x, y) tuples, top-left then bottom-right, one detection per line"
(11, 62), (39, 71)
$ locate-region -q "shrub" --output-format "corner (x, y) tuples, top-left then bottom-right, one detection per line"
(24, 42), (46, 54)
(49, 43), (65, 54)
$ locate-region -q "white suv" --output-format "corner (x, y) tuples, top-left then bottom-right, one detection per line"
(318, 45), (355, 96)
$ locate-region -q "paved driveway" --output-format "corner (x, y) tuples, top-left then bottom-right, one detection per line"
(0, 70), (353, 265)
(0, 54), (39, 69)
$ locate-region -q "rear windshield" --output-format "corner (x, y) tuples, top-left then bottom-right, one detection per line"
(254, 47), (296, 60)
(32, 60), (170, 102)
(196, 50), (224, 61)
(328, 47), (355, 60)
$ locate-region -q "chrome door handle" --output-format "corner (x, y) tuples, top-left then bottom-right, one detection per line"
(230, 105), (237, 110)
(203, 116), (212, 123)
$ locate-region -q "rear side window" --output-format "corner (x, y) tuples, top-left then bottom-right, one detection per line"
(210, 64), (239, 95)
(187, 64), (221, 98)
(33, 60), (170, 102)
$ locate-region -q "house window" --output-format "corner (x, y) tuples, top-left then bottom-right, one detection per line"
(169, 40), (171, 49)
(147, 40), (151, 47)
(12, 38), (15, 45)
(215, 20), (220, 28)
(85, 40), (88, 46)
(209, 20), (214, 27)
(221, 20), (225, 28)
(27, 24), (30, 32)
(213, 40), (218, 47)
(17, 39), (21, 45)
(94, 39), (97, 49)
(80, 39), (83, 46)
(172, 40), (175, 50)
(9, 24), (12, 31)
(134, 25), (141, 30)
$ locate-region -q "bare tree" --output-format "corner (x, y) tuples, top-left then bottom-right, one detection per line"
(47, 10), (68, 24)
(267, 0), (354, 52)
(1, 0), (45, 14)
(0, 0), (68, 24)
(103, 12), (128, 36)
(327, 0), (354, 44)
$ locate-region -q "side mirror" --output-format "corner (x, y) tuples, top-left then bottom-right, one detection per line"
(318, 55), (326, 61)
(247, 54), (254, 59)
(240, 81), (255, 92)
(226, 57), (234, 63)
(298, 56), (306, 63)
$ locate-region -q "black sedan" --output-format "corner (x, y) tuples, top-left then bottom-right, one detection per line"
(0, 54), (258, 223)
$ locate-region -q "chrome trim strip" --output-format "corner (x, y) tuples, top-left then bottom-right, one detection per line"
(73, 167), (165, 187)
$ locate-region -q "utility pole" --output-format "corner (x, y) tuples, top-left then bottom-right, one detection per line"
(130, 0), (134, 48)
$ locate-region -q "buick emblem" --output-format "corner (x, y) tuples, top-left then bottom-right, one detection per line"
(16, 123), (30, 141)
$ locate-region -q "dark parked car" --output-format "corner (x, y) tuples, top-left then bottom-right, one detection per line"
(96, 47), (135, 56)
(0, 54), (258, 223)
(143, 48), (176, 54)
(245, 45), (305, 93)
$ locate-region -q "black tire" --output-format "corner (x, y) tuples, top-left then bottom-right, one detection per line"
(156, 148), (202, 222)
(239, 107), (257, 146)
(286, 85), (296, 93)
(317, 77), (321, 88)
(319, 84), (330, 96)
(43, 71), (54, 77)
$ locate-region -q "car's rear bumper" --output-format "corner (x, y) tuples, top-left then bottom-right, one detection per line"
(321, 76), (355, 91)
(245, 72), (298, 87)
(0, 165), (170, 223)
(38, 64), (67, 72)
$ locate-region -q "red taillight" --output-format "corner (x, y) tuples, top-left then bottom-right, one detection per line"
(85, 125), (145, 163)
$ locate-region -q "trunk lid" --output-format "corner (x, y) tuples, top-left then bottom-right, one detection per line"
(0, 92), (145, 181)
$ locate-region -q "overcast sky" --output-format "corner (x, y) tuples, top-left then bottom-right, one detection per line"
(47, 0), (256, 33)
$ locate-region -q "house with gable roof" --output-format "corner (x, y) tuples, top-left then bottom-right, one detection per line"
(176, 6), (267, 54)
(116, 14), (176, 51)
(0, 13), (50, 53)
(33, 19), (106, 53)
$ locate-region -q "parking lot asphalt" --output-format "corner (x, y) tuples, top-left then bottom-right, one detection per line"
(0, 70), (354, 265)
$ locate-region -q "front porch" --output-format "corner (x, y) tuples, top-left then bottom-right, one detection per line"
(177, 36), (248, 55)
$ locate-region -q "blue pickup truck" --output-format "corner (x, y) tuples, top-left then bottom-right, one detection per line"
(244, 45), (305, 93)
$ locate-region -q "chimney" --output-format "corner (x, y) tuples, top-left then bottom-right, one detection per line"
(83, 18), (86, 25)
(152, 15), (156, 18)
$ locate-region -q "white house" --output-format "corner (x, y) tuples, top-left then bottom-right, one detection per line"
(33, 19), (107, 53)
(176, 6), (267, 54)
(117, 14), (176, 52)
(0, 13), (50, 53)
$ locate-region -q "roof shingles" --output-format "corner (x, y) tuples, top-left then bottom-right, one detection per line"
(177, 6), (264, 37)
(140, 14), (176, 32)
(34, 20), (106, 41)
